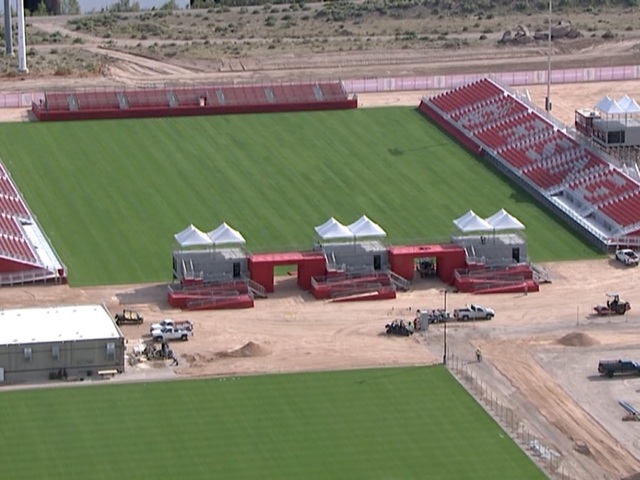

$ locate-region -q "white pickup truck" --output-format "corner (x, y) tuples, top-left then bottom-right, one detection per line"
(150, 319), (194, 334)
(453, 304), (495, 321)
(151, 326), (193, 342)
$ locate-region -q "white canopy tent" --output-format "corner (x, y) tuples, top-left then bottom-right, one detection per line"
(485, 209), (525, 231)
(207, 222), (246, 246)
(617, 95), (640, 114)
(595, 96), (626, 115)
(174, 224), (214, 248)
(315, 218), (354, 241)
(453, 210), (493, 232)
(347, 215), (387, 239)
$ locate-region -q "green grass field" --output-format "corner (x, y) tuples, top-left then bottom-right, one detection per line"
(0, 108), (601, 285)
(0, 366), (544, 479)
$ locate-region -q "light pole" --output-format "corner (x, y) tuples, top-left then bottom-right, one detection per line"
(545, 0), (552, 112)
(441, 289), (448, 365)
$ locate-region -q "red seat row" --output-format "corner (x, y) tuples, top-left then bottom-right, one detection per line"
(599, 193), (640, 227)
(0, 195), (29, 218)
(0, 214), (22, 237)
(431, 79), (503, 114)
(523, 165), (572, 190)
(0, 176), (17, 197)
(0, 235), (37, 263)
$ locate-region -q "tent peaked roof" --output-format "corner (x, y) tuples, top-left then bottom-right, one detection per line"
(618, 94), (640, 113)
(485, 209), (525, 231)
(596, 95), (625, 114)
(174, 224), (214, 247)
(453, 210), (493, 232)
(315, 217), (353, 240)
(347, 215), (387, 239)
(208, 222), (246, 246)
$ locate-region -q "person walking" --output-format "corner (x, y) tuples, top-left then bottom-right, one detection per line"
(476, 348), (482, 363)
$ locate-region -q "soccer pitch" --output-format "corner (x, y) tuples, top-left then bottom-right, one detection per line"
(0, 366), (544, 479)
(0, 107), (601, 285)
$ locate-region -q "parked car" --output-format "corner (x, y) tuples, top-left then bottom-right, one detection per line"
(114, 309), (144, 326)
(150, 319), (193, 334)
(598, 359), (640, 378)
(615, 249), (639, 266)
(453, 304), (495, 321)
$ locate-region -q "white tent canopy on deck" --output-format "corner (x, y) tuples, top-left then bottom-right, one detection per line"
(315, 217), (354, 241)
(453, 210), (493, 232)
(485, 209), (525, 231)
(208, 222), (246, 246)
(595, 96), (626, 115)
(347, 215), (387, 239)
(174, 224), (214, 248)
(617, 95), (640, 114)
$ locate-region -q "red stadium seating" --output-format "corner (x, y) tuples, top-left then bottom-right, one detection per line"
(422, 77), (640, 231)
(599, 192), (640, 227)
(0, 214), (22, 237)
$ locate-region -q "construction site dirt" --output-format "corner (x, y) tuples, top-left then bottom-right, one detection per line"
(2, 259), (640, 477)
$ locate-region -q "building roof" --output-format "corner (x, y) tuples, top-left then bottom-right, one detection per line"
(0, 305), (122, 346)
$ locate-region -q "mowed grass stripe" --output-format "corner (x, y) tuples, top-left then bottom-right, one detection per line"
(0, 367), (544, 480)
(0, 108), (600, 285)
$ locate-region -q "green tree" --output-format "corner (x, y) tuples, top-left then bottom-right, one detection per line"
(60, 0), (81, 14)
(35, 0), (49, 16)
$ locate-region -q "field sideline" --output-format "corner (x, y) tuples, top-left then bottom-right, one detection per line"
(0, 107), (601, 286)
(0, 366), (545, 479)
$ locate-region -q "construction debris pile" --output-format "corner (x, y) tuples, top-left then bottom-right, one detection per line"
(127, 340), (175, 366)
(499, 21), (582, 45)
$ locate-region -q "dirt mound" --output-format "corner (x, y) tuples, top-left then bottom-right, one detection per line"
(557, 332), (599, 347)
(220, 341), (271, 358)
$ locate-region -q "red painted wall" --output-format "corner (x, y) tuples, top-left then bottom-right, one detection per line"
(0, 257), (38, 272)
(248, 260), (275, 293)
(388, 252), (416, 281)
(33, 99), (358, 122)
(436, 249), (467, 284)
(297, 255), (326, 290)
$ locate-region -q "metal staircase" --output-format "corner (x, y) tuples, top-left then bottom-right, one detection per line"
(247, 279), (268, 299)
(386, 270), (411, 292)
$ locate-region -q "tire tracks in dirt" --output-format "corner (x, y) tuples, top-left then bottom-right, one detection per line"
(485, 339), (640, 479)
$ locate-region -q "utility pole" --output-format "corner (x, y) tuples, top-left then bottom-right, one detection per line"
(3, 0), (13, 56)
(545, 0), (552, 112)
(441, 289), (448, 365)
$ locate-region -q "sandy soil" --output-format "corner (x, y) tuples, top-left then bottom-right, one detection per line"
(2, 259), (640, 477)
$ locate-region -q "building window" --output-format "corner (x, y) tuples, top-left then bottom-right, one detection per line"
(24, 347), (32, 362)
(106, 343), (116, 362)
(52, 346), (60, 361)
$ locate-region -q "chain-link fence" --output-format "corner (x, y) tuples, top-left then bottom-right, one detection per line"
(447, 351), (574, 480)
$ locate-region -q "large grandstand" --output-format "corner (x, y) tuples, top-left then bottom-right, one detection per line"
(0, 163), (65, 284)
(420, 78), (640, 250)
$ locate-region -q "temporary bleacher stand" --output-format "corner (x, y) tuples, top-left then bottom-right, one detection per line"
(32, 82), (357, 122)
